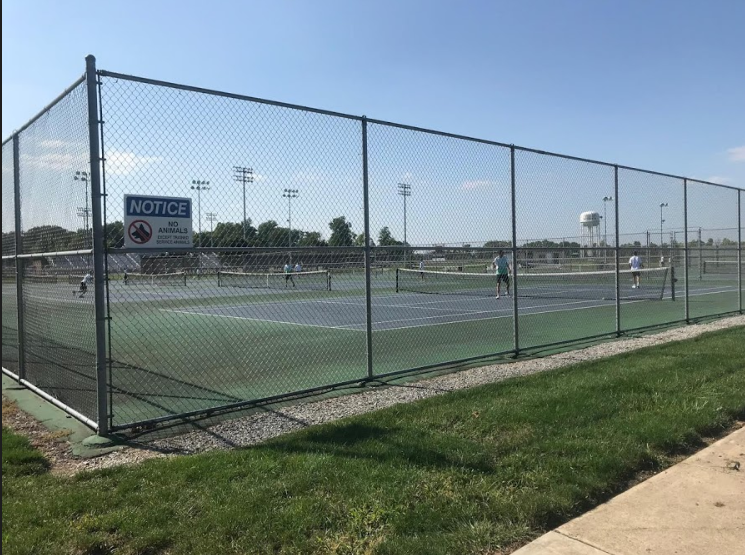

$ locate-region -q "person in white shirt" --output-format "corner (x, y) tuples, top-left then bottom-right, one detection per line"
(419, 260), (425, 280)
(492, 250), (511, 299)
(659, 255), (666, 268)
(294, 262), (302, 274)
(77, 272), (93, 297)
(629, 251), (643, 289)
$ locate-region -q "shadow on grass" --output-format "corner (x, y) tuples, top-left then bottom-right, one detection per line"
(257, 421), (497, 474)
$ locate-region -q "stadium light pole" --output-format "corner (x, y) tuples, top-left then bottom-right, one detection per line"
(233, 167), (254, 241)
(659, 202), (668, 250)
(283, 188), (299, 264)
(74, 171), (90, 247)
(398, 183), (411, 265)
(602, 196), (613, 264)
(191, 180), (210, 246)
(206, 212), (218, 247)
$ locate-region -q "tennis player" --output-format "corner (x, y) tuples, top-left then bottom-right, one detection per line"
(629, 251), (643, 289)
(419, 260), (425, 280)
(492, 250), (511, 299)
(284, 262), (295, 287)
(294, 261), (302, 273)
(77, 272), (93, 298)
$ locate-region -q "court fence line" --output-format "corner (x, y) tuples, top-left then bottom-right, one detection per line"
(1, 55), (742, 435)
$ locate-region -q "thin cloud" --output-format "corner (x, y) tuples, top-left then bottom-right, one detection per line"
(726, 145), (745, 162)
(706, 176), (733, 185)
(106, 149), (163, 176)
(461, 179), (495, 190)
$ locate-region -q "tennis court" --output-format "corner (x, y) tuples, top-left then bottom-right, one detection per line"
(7, 265), (737, 428)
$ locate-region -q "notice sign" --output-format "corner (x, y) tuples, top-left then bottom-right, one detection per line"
(124, 195), (193, 249)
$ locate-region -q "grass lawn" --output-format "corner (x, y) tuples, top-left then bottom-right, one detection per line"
(3, 327), (744, 555)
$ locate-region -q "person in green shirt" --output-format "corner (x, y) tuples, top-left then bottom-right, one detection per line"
(492, 250), (511, 299)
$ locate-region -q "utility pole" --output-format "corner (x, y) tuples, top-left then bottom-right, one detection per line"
(397, 183), (411, 265)
(233, 166), (254, 242)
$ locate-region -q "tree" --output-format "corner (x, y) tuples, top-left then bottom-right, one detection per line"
(213, 220), (255, 248)
(377, 227), (400, 246)
(328, 216), (355, 246)
(297, 232), (326, 247)
(483, 240), (511, 248)
(354, 233), (375, 247)
(103, 221), (125, 249)
(256, 220), (286, 247)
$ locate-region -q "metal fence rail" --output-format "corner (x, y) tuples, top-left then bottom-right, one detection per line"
(2, 55), (743, 435)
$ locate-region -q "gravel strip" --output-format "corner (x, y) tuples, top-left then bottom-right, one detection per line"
(5, 316), (744, 474)
(153, 316), (744, 456)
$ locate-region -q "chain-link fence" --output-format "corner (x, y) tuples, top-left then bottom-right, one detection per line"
(2, 56), (743, 434)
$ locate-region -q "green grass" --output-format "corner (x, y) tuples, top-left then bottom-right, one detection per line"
(3, 327), (744, 555)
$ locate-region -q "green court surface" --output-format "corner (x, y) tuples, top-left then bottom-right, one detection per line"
(2, 270), (742, 429)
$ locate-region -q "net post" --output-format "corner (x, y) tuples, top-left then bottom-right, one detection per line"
(614, 166), (620, 336)
(683, 179), (689, 321)
(670, 266), (676, 301)
(395, 268), (399, 293)
(361, 117), (374, 379)
(510, 146), (519, 355)
(13, 133), (26, 381)
(86, 55), (109, 437)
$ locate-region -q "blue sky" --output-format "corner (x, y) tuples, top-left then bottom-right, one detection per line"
(3, 0), (743, 245)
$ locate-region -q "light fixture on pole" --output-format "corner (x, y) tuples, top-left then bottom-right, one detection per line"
(397, 183), (411, 264)
(233, 167), (254, 242)
(190, 180), (210, 246)
(283, 189), (299, 263)
(206, 212), (218, 247)
(659, 202), (668, 248)
(602, 196), (613, 264)
(74, 171), (90, 247)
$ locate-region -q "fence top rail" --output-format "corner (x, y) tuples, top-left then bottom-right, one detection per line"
(15, 248), (93, 259)
(2, 74), (86, 144)
(97, 69), (364, 123)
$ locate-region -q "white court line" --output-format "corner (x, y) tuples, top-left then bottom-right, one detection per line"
(161, 308), (361, 332)
(161, 285), (741, 333)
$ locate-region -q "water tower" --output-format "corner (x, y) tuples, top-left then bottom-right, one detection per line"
(580, 211), (601, 257)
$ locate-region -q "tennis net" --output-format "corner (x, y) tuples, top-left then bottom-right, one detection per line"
(703, 260), (742, 275)
(125, 272), (187, 286)
(217, 270), (331, 291)
(396, 267), (671, 301)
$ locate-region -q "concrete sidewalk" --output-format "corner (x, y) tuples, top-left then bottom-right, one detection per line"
(514, 425), (744, 555)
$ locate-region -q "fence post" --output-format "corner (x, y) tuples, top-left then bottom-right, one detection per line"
(683, 179), (689, 322)
(85, 55), (109, 436)
(361, 116), (374, 379)
(510, 146), (519, 355)
(614, 166), (621, 336)
(13, 133), (25, 381)
(739, 189), (743, 314)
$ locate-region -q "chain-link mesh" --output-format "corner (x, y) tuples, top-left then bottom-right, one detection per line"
(686, 180), (741, 319)
(98, 75), (367, 427)
(16, 81), (98, 420)
(4, 63), (743, 432)
(368, 123), (513, 372)
(617, 170), (685, 329)
(2, 139), (19, 374)
(514, 150), (618, 347)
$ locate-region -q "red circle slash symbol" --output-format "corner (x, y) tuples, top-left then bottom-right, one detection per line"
(128, 220), (153, 245)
